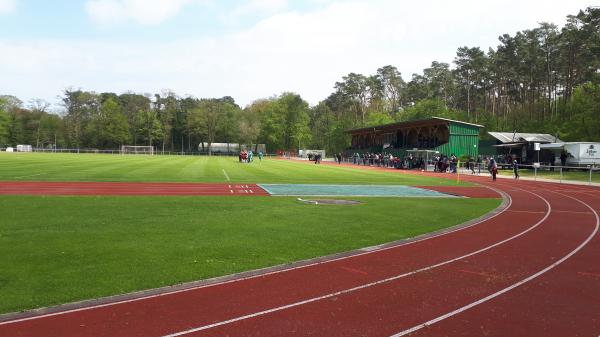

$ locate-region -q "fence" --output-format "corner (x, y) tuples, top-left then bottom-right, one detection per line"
(489, 163), (600, 185)
(332, 154), (599, 185)
(6, 148), (277, 158)
(452, 162), (598, 185)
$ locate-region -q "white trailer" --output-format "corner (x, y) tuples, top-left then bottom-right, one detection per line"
(16, 144), (32, 152)
(298, 149), (325, 159)
(540, 142), (600, 166)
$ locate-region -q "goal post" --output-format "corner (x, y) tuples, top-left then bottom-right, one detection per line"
(121, 145), (154, 155)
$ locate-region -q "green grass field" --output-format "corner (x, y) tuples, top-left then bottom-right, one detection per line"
(0, 152), (466, 185)
(0, 153), (499, 314)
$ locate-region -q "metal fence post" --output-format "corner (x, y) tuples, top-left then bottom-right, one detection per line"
(560, 166), (563, 184)
(534, 166), (537, 181)
(590, 166), (593, 186)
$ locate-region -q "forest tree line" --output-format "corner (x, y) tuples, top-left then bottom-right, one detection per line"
(0, 7), (599, 154)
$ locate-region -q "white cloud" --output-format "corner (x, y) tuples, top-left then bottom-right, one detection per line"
(1, 0), (595, 109)
(85, 0), (193, 25)
(0, 0), (17, 14)
(229, 0), (288, 18)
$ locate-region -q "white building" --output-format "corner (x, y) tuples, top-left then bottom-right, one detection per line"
(540, 142), (600, 166)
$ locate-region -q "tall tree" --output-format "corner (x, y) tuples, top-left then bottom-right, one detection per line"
(89, 98), (130, 148)
(454, 46), (487, 121)
(334, 73), (369, 124)
(0, 97), (10, 145)
(188, 98), (224, 155)
(375, 65), (406, 115)
(28, 99), (51, 148)
(563, 83), (600, 140)
(280, 93), (311, 150)
(119, 93), (151, 145)
(135, 109), (163, 147)
(62, 90), (99, 149)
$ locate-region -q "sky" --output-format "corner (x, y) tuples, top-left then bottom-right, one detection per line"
(0, 0), (595, 110)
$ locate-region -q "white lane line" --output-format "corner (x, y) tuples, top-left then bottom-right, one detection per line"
(0, 186), (510, 326)
(159, 189), (549, 337)
(389, 191), (599, 337)
(222, 169), (230, 182)
(13, 173), (44, 179)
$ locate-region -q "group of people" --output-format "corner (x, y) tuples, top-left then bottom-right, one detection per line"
(433, 154), (459, 173)
(239, 150), (263, 163)
(347, 152), (431, 170)
(307, 152), (323, 164)
(349, 152), (397, 168)
(481, 156), (519, 181)
(308, 150), (525, 181)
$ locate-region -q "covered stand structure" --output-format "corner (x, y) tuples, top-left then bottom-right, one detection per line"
(346, 117), (483, 158)
(487, 132), (563, 165)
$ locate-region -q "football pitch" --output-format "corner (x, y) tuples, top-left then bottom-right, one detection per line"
(0, 153), (500, 315)
(2, 152), (467, 185)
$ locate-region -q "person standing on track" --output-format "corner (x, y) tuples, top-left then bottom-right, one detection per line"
(513, 159), (519, 179)
(489, 158), (498, 181)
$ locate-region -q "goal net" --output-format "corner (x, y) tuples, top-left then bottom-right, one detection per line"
(121, 145), (154, 155)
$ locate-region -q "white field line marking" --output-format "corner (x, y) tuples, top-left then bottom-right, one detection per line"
(13, 173), (44, 179)
(159, 189), (549, 337)
(390, 190), (599, 337)
(222, 169), (230, 182)
(0, 186), (510, 326)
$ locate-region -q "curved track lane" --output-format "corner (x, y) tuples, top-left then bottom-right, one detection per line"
(0, 171), (598, 336)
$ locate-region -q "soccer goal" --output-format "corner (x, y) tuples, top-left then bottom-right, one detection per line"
(121, 145), (154, 155)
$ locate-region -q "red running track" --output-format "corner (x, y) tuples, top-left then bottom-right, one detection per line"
(0, 170), (599, 336)
(0, 181), (493, 198)
(0, 181), (269, 196)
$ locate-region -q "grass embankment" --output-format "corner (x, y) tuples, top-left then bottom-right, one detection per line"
(0, 195), (499, 314)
